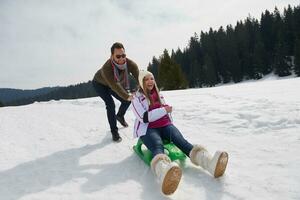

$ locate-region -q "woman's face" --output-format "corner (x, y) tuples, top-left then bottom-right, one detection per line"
(143, 74), (155, 91)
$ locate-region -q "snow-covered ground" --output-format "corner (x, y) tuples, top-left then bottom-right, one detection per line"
(1, 77), (300, 200)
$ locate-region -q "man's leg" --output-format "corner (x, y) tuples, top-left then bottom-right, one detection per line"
(92, 81), (121, 141)
(111, 90), (131, 127)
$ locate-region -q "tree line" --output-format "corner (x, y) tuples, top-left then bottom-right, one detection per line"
(148, 5), (300, 89)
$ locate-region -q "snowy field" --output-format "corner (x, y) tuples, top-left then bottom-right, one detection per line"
(0, 77), (300, 200)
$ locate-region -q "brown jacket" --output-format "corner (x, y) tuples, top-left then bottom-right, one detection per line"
(93, 58), (139, 100)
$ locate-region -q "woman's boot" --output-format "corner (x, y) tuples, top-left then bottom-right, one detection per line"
(150, 154), (182, 195)
(190, 145), (228, 178)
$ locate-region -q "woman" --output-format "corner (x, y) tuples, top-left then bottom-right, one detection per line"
(131, 70), (229, 195)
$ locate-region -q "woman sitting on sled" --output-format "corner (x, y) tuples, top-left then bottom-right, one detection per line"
(131, 70), (229, 195)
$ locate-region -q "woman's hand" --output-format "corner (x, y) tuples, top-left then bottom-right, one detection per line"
(164, 105), (173, 113)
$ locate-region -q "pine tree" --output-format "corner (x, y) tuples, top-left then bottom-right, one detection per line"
(294, 38), (300, 76)
(147, 56), (160, 79)
(283, 5), (295, 55)
(187, 33), (204, 86)
(235, 20), (252, 80)
(158, 49), (188, 90)
(274, 42), (291, 76)
(215, 26), (232, 83)
(190, 60), (204, 87)
(260, 10), (276, 72)
(222, 25), (239, 82)
(252, 41), (267, 78)
(201, 29), (221, 85)
(172, 48), (186, 76)
(293, 6), (300, 76)
(203, 54), (218, 86)
(0, 100), (4, 107)
(294, 6), (300, 40)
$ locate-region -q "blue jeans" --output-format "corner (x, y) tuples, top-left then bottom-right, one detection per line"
(92, 80), (131, 132)
(140, 124), (194, 157)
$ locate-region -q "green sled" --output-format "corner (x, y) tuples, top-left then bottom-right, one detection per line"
(133, 138), (187, 166)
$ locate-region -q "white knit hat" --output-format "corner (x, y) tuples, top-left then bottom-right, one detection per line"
(138, 70), (154, 91)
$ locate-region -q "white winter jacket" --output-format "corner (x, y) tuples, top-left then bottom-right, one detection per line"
(131, 90), (171, 138)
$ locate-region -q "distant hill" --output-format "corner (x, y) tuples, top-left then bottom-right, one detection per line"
(3, 82), (96, 107)
(0, 87), (60, 104)
(1, 76), (138, 107)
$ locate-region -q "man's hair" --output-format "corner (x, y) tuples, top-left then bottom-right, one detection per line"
(111, 42), (124, 54)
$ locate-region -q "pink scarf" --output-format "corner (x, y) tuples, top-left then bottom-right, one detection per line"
(111, 59), (130, 91)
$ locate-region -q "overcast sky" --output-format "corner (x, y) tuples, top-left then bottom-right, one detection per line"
(0, 0), (299, 89)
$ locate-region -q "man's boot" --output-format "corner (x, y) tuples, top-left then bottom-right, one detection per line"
(111, 130), (122, 142)
(116, 115), (129, 127)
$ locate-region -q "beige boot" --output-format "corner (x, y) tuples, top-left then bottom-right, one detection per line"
(150, 154), (182, 195)
(190, 145), (228, 178)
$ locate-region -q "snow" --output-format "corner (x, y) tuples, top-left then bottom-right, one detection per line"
(1, 77), (300, 200)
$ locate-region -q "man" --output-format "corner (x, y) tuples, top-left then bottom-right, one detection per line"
(92, 42), (139, 142)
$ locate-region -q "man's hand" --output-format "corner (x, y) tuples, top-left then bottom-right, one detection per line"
(127, 94), (134, 101)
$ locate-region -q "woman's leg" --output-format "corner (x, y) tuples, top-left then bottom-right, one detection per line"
(140, 128), (165, 157)
(161, 124), (194, 156)
(144, 128), (182, 195)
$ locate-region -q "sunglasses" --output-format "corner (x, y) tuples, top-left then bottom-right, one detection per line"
(115, 54), (126, 59)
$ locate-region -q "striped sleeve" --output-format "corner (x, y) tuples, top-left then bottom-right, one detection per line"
(147, 107), (168, 122)
(131, 97), (147, 122)
(131, 95), (168, 123)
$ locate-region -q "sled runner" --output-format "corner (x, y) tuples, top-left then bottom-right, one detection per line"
(133, 138), (187, 166)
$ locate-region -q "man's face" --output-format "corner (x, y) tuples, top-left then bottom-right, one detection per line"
(112, 48), (126, 65)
